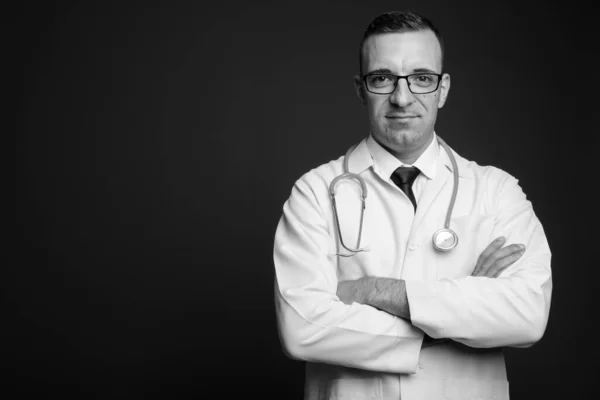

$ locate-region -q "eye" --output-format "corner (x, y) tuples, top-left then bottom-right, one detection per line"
(416, 74), (433, 83)
(410, 74), (438, 87)
(373, 75), (390, 83)
(367, 74), (394, 87)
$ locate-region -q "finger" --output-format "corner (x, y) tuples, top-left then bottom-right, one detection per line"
(483, 244), (526, 277)
(476, 244), (525, 277)
(473, 236), (506, 275)
(488, 244), (526, 262)
(478, 236), (507, 262)
(488, 246), (526, 278)
(474, 243), (524, 277)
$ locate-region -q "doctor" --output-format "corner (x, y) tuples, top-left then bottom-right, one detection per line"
(273, 10), (552, 400)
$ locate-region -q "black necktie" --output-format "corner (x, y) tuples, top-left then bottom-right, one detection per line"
(391, 166), (420, 210)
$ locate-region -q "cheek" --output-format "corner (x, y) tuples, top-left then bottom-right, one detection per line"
(367, 98), (387, 118)
(418, 94), (439, 112)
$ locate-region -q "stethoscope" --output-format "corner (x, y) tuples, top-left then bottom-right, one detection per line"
(329, 136), (459, 257)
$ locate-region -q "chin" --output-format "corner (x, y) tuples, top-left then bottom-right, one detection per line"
(384, 129), (420, 147)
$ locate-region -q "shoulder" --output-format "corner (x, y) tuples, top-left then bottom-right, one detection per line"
(455, 152), (529, 212)
(281, 153), (347, 212)
(455, 150), (519, 188)
(276, 154), (349, 225)
(295, 154), (346, 193)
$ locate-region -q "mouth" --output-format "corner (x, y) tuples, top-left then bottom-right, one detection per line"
(386, 114), (418, 119)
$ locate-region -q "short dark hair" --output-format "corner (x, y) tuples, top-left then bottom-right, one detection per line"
(358, 10), (444, 73)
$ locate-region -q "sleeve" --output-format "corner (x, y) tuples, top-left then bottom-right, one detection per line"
(406, 172), (552, 348)
(274, 175), (424, 374)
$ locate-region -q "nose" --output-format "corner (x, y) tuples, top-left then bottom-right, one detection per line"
(389, 77), (415, 107)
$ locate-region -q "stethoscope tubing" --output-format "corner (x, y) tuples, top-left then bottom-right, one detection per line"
(329, 136), (460, 255)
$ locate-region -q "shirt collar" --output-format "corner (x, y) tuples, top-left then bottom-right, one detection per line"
(365, 133), (438, 181)
(346, 133), (473, 180)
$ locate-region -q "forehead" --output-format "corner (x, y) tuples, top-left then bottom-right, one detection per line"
(361, 30), (442, 73)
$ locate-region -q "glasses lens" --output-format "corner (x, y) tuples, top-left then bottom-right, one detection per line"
(365, 74), (396, 94)
(407, 74), (440, 94)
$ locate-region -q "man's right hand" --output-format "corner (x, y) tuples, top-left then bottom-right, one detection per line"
(472, 236), (526, 278)
(422, 236), (526, 349)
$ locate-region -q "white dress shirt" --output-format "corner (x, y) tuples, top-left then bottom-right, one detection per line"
(367, 132), (439, 207)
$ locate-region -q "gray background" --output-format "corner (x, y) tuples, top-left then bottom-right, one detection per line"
(13, 0), (596, 398)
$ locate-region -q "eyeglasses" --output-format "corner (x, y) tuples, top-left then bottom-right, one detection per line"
(361, 73), (444, 94)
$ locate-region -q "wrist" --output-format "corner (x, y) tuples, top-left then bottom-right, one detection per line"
(359, 276), (374, 305)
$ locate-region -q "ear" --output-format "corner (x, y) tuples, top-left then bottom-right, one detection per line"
(437, 73), (451, 108)
(354, 75), (367, 107)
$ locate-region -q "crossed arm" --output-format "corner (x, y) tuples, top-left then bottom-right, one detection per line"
(336, 237), (527, 347)
(337, 236), (526, 320)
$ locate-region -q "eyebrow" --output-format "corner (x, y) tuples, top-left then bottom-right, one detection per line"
(365, 67), (439, 75)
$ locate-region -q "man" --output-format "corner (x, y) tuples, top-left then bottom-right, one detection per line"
(273, 10), (551, 400)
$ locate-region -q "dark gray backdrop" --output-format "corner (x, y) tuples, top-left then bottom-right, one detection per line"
(13, 1), (596, 399)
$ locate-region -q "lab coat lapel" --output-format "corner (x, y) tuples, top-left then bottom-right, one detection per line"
(411, 157), (453, 232)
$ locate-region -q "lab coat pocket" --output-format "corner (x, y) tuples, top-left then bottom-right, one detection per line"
(326, 377), (383, 399)
(443, 379), (509, 400)
(436, 214), (495, 280)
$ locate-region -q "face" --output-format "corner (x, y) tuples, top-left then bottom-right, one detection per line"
(354, 30), (450, 162)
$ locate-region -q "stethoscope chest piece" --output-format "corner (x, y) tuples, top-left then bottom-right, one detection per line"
(432, 228), (459, 252)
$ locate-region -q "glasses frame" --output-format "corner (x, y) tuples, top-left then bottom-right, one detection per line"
(361, 72), (445, 95)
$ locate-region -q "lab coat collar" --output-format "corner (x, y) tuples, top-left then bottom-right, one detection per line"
(437, 137), (474, 180)
(345, 138), (373, 174)
(346, 133), (473, 180)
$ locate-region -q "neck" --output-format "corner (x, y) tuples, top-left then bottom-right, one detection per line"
(376, 134), (434, 165)
(392, 151), (421, 165)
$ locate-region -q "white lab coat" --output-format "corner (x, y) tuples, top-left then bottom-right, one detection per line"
(273, 135), (552, 400)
